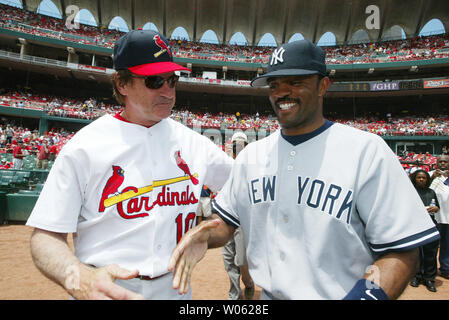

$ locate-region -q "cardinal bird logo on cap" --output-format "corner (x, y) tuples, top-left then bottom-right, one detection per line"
(153, 34), (172, 58)
(99, 165), (125, 212)
(174, 150), (199, 185)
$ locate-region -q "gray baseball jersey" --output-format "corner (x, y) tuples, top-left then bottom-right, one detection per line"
(212, 120), (439, 299)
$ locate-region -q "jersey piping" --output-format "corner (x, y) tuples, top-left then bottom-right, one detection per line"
(280, 119), (334, 146)
(369, 226), (440, 254)
(211, 198), (239, 228)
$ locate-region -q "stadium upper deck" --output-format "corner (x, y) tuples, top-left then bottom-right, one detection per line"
(2, 3), (449, 68)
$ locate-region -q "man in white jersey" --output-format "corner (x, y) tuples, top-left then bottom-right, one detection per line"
(169, 39), (440, 300)
(26, 30), (233, 300)
(429, 155), (449, 278)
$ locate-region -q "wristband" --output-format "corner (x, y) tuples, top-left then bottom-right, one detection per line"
(343, 279), (389, 300)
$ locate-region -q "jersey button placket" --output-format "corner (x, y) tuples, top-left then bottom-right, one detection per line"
(287, 149), (296, 171)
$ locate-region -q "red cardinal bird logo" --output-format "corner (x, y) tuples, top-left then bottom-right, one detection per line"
(153, 34), (172, 58)
(98, 165), (125, 212)
(174, 150), (199, 185)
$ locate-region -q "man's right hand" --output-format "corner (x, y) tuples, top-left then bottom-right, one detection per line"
(29, 228), (145, 300)
(168, 219), (222, 294)
(66, 263), (145, 300)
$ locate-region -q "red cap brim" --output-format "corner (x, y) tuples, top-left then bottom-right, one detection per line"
(128, 62), (191, 76)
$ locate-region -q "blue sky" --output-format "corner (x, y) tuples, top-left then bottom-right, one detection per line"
(1, 0), (446, 46)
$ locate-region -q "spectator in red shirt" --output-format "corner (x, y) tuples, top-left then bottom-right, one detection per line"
(12, 140), (25, 170)
(36, 141), (50, 170)
(48, 143), (57, 161)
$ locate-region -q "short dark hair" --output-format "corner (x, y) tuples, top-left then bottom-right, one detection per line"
(410, 169), (431, 188)
(112, 70), (135, 105)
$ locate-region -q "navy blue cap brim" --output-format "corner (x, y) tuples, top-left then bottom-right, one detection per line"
(250, 68), (322, 87)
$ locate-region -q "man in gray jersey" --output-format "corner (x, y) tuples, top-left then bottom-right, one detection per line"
(169, 40), (439, 300)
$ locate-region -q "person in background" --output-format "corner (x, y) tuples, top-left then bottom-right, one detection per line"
(12, 140), (25, 170)
(429, 155), (449, 280)
(222, 131), (254, 300)
(409, 169), (440, 292)
(196, 185), (212, 225)
(36, 141), (50, 170)
(5, 124), (13, 145)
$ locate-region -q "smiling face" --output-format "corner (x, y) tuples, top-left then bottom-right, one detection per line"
(268, 75), (330, 136)
(437, 155), (449, 170)
(115, 71), (176, 127)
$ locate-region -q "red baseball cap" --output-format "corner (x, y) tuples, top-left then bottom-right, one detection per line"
(113, 30), (191, 76)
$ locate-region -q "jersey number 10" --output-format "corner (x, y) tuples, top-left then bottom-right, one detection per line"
(175, 212), (196, 243)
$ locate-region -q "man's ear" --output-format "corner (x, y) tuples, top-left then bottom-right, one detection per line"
(114, 73), (128, 96)
(318, 76), (331, 98)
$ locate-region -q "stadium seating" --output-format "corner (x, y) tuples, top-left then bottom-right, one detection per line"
(0, 169), (30, 188)
(0, 168), (46, 223)
(6, 192), (39, 222)
(0, 170), (14, 187)
(0, 191), (6, 224)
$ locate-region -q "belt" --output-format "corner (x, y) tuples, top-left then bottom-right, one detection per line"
(89, 265), (166, 281)
(135, 274), (166, 281)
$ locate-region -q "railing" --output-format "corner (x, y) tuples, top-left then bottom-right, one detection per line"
(2, 19), (117, 48)
(0, 48), (69, 67)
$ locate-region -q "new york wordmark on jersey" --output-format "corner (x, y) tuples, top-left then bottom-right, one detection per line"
(249, 175), (353, 224)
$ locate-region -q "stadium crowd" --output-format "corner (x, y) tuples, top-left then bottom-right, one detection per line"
(0, 91), (120, 119)
(0, 3), (122, 48)
(0, 116), (443, 174)
(2, 3), (449, 65)
(0, 89), (447, 173)
(1, 91), (449, 136)
(1, 3), (448, 172)
(0, 121), (72, 169)
(173, 33), (449, 65)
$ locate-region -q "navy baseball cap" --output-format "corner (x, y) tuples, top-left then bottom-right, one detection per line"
(113, 30), (191, 76)
(251, 39), (327, 87)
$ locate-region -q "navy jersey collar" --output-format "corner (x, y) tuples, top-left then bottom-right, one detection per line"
(280, 119), (334, 146)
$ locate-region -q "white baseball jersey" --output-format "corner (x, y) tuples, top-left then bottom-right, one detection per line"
(27, 114), (233, 293)
(429, 170), (449, 224)
(212, 120), (439, 300)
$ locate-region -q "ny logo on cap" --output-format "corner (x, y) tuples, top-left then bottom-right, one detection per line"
(270, 47), (285, 65)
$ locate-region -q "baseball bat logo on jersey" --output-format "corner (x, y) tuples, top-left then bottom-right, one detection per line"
(98, 154), (199, 219)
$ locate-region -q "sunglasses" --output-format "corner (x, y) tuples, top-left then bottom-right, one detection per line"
(134, 74), (179, 89)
